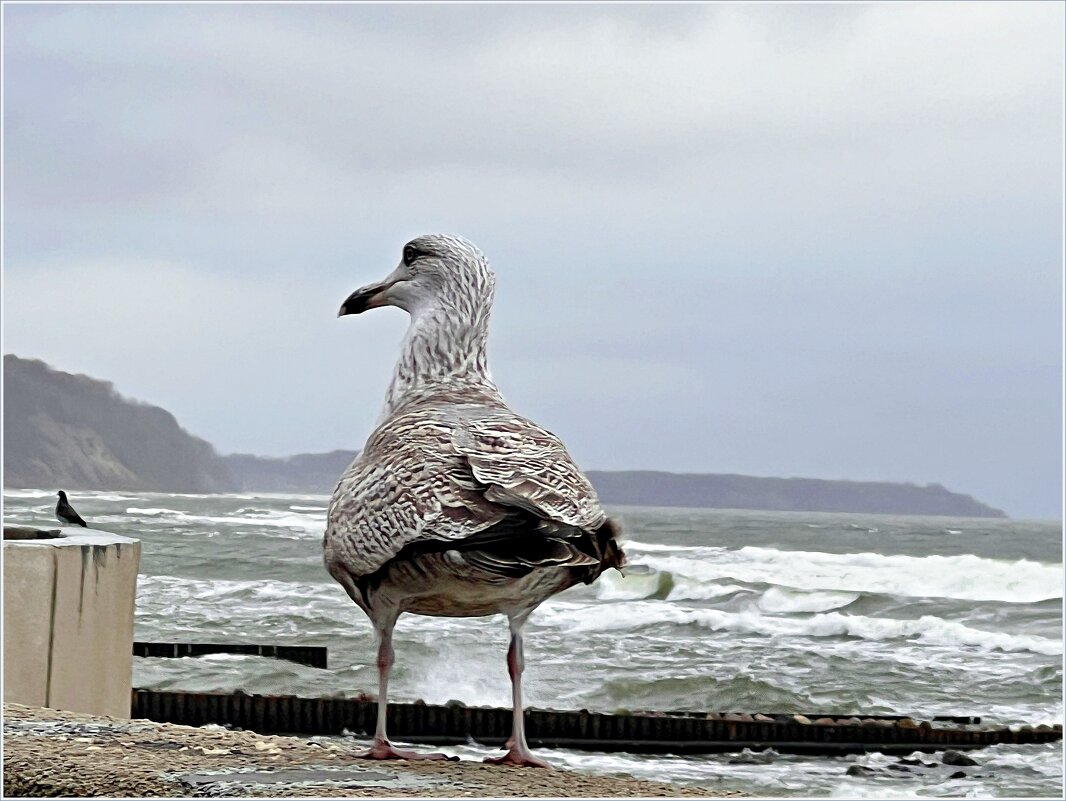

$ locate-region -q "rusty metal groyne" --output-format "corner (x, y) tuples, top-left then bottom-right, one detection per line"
(133, 642), (327, 668)
(130, 689), (1062, 756)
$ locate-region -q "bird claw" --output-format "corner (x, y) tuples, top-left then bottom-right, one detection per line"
(356, 741), (458, 761)
(483, 748), (552, 768)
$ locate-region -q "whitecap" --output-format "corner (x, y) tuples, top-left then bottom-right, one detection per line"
(124, 507), (324, 536)
(536, 601), (1063, 655)
(3, 489), (55, 499)
(622, 539), (709, 554)
(757, 586), (860, 614)
(638, 547), (1063, 603)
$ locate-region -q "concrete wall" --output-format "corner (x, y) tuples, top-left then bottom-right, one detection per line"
(3, 526), (141, 717)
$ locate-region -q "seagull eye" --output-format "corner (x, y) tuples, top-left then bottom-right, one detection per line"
(403, 245), (422, 267)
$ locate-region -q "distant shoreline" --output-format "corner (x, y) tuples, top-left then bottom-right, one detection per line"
(4, 354), (1007, 519)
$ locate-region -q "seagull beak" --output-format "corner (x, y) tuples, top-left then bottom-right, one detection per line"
(338, 281), (393, 317)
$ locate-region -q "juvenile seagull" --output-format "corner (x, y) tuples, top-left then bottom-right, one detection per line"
(55, 490), (88, 527)
(324, 235), (624, 768)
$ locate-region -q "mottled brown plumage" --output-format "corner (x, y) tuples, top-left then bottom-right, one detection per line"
(324, 234), (624, 767)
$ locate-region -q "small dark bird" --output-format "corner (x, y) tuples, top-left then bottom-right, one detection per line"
(55, 491), (88, 527)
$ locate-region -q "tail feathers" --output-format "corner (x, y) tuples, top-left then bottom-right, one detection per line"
(462, 536), (598, 578)
(582, 517), (626, 584)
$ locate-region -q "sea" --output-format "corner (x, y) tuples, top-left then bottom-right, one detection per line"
(3, 489), (1063, 798)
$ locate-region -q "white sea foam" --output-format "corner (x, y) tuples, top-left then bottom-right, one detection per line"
(2, 489), (55, 499)
(623, 539), (709, 554)
(757, 586), (860, 613)
(639, 547), (1062, 603)
(135, 575), (351, 631)
(124, 507), (324, 536)
(536, 601), (1063, 655)
(594, 566), (745, 601)
(138, 574), (336, 602)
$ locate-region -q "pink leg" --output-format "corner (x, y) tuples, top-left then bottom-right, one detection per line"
(355, 619), (456, 762)
(484, 621), (551, 768)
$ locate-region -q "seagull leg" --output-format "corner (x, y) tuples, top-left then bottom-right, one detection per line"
(484, 614), (551, 768)
(356, 616), (455, 761)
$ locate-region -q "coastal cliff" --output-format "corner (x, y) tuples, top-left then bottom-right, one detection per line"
(3, 355), (235, 493)
(4, 355), (1006, 517)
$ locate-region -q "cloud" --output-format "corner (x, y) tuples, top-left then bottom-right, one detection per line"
(3, 2), (1062, 517)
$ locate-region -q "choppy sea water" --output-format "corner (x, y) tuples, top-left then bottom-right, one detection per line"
(4, 489), (1063, 797)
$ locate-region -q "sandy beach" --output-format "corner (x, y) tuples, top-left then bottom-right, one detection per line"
(2, 703), (742, 798)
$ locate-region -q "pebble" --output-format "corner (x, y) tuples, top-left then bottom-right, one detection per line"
(942, 750), (979, 767)
(898, 757), (937, 768)
(791, 715), (812, 725)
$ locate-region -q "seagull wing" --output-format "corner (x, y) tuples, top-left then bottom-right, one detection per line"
(451, 411), (607, 532)
(326, 403), (608, 579)
(444, 410), (611, 578)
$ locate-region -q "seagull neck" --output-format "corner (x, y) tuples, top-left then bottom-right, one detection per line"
(382, 304), (496, 416)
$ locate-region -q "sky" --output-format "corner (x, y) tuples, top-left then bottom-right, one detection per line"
(3, 3), (1063, 518)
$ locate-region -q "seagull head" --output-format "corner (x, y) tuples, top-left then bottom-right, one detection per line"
(338, 234), (495, 319)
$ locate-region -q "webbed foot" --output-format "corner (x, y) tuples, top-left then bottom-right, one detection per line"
(356, 739), (458, 761)
(483, 747), (552, 768)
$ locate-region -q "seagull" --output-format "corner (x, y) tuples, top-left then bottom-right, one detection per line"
(324, 234), (624, 768)
(55, 490), (88, 527)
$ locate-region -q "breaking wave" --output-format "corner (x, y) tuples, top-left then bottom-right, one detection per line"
(538, 601), (1062, 655)
(619, 544), (1061, 604)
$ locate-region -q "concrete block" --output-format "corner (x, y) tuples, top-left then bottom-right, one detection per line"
(3, 526), (140, 717)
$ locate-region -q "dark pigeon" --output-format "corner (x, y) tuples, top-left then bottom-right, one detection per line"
(55, 491), (88, 527)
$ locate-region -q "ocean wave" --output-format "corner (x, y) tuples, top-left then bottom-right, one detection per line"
(536, 601), (1062, 655)
(2, 489), (55, 499)
(637, 547), (1062, 604)
(756, 586), (860, 613)
(124, 507), (323, 536)
(135, 575), (352, 633)
(138, 574), (336, 601)
(595, 567), (748, 602)
(623, 539), (709, 554)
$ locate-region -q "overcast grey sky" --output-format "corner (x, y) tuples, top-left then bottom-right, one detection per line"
(3, 3), (1063, 518)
